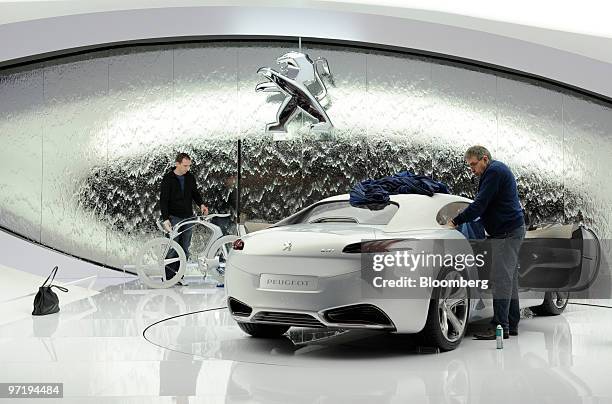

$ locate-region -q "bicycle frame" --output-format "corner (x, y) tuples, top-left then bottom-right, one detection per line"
(160, 214), (236, 258)
(137, 213), (241, 288)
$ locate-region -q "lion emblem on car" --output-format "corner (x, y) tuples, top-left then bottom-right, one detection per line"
(256, 51), (334, 134)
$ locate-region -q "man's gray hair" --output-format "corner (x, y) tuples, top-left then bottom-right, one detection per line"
(464, 145), (492, 161)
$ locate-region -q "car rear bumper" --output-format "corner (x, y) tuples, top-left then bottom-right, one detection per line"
(226, 263), (431, 333)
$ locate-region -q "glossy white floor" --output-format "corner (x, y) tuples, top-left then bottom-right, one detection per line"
(2, 231), (612, 403)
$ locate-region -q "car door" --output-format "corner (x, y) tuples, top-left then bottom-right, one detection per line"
(518, 224), (601, 292)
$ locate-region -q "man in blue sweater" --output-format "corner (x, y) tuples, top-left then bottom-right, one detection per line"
(448, 145), (525, 339)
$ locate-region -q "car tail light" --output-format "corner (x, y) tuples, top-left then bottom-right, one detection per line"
(232, 239), (244, 250)
(342, 239), (402, 253)
(342, 242), (362, 253)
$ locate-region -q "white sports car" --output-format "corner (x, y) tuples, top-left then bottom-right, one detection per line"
(226, 194), (600, 351)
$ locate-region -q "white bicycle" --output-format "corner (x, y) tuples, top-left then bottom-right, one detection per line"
(136, 214), (240, 289)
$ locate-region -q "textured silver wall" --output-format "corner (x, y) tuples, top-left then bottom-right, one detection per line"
(0, 67), (43, 242)
(0, 41), (610, 270)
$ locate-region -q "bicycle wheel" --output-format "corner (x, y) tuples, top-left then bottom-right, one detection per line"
(135, 289), (187, 330)
(137, 237), (186, 289)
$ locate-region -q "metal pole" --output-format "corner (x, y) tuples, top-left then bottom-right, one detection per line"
(236, 138), (242, 224)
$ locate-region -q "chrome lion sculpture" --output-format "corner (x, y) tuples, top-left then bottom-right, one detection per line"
(256, 51), (334, 134)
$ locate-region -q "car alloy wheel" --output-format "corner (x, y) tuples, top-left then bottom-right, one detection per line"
(437, 271), (469, 343)
(531, 291), (569, 316)
(552, 291), (570, 309)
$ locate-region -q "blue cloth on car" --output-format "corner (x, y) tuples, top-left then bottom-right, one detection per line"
(350, 171), (450, 207)
(458, 219), (486, 240)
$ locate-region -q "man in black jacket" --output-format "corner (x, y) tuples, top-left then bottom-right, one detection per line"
(160, 152), (208, 282)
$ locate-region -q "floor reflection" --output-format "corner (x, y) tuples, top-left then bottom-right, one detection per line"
(144, 302), (605, 403)
(1, 277), (611, 402)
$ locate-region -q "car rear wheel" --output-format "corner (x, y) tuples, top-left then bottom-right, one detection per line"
(417, 268), (470, 351)
(237, 321), (290, 338)
(531, 291), (569, 316)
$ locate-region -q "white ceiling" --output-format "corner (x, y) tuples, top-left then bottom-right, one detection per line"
(1, 0), (612, 61)
(2, 0), (612, 37)
(1, 1), (611, 98)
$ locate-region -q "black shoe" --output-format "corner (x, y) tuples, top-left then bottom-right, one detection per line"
(473, 329), (509, 340)
(509, 329), (519, 336)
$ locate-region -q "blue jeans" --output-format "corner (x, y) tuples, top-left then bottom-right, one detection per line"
(490, 224), (526, 332)
(165, 215), (195, 281)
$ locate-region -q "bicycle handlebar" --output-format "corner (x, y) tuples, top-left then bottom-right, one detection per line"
(156, 220), (168, 234)
(202, 213), (231, 219)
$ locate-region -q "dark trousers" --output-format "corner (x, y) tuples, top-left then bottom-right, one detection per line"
(490, 224), (526, 332)
(165, 215), (194, 281)
(210, 215), (235, 236)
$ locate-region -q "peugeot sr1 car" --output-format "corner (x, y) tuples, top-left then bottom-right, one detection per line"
(226, 194), (600, 351)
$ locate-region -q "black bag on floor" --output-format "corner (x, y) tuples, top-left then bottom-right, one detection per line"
(32, 266), (68, 316)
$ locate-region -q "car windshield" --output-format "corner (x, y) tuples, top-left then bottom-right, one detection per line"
(276, 201), (399, 226)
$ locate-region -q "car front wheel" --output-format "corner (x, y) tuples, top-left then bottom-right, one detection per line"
(237, 321), (290, 338)
(531, 291), (569, 316)
(417, 268), (470, 351)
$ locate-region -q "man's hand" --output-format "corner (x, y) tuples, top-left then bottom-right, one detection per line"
(200, 205), (209, 215)
(163, 220), (172, 233)
(445, 219), (457, 229)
